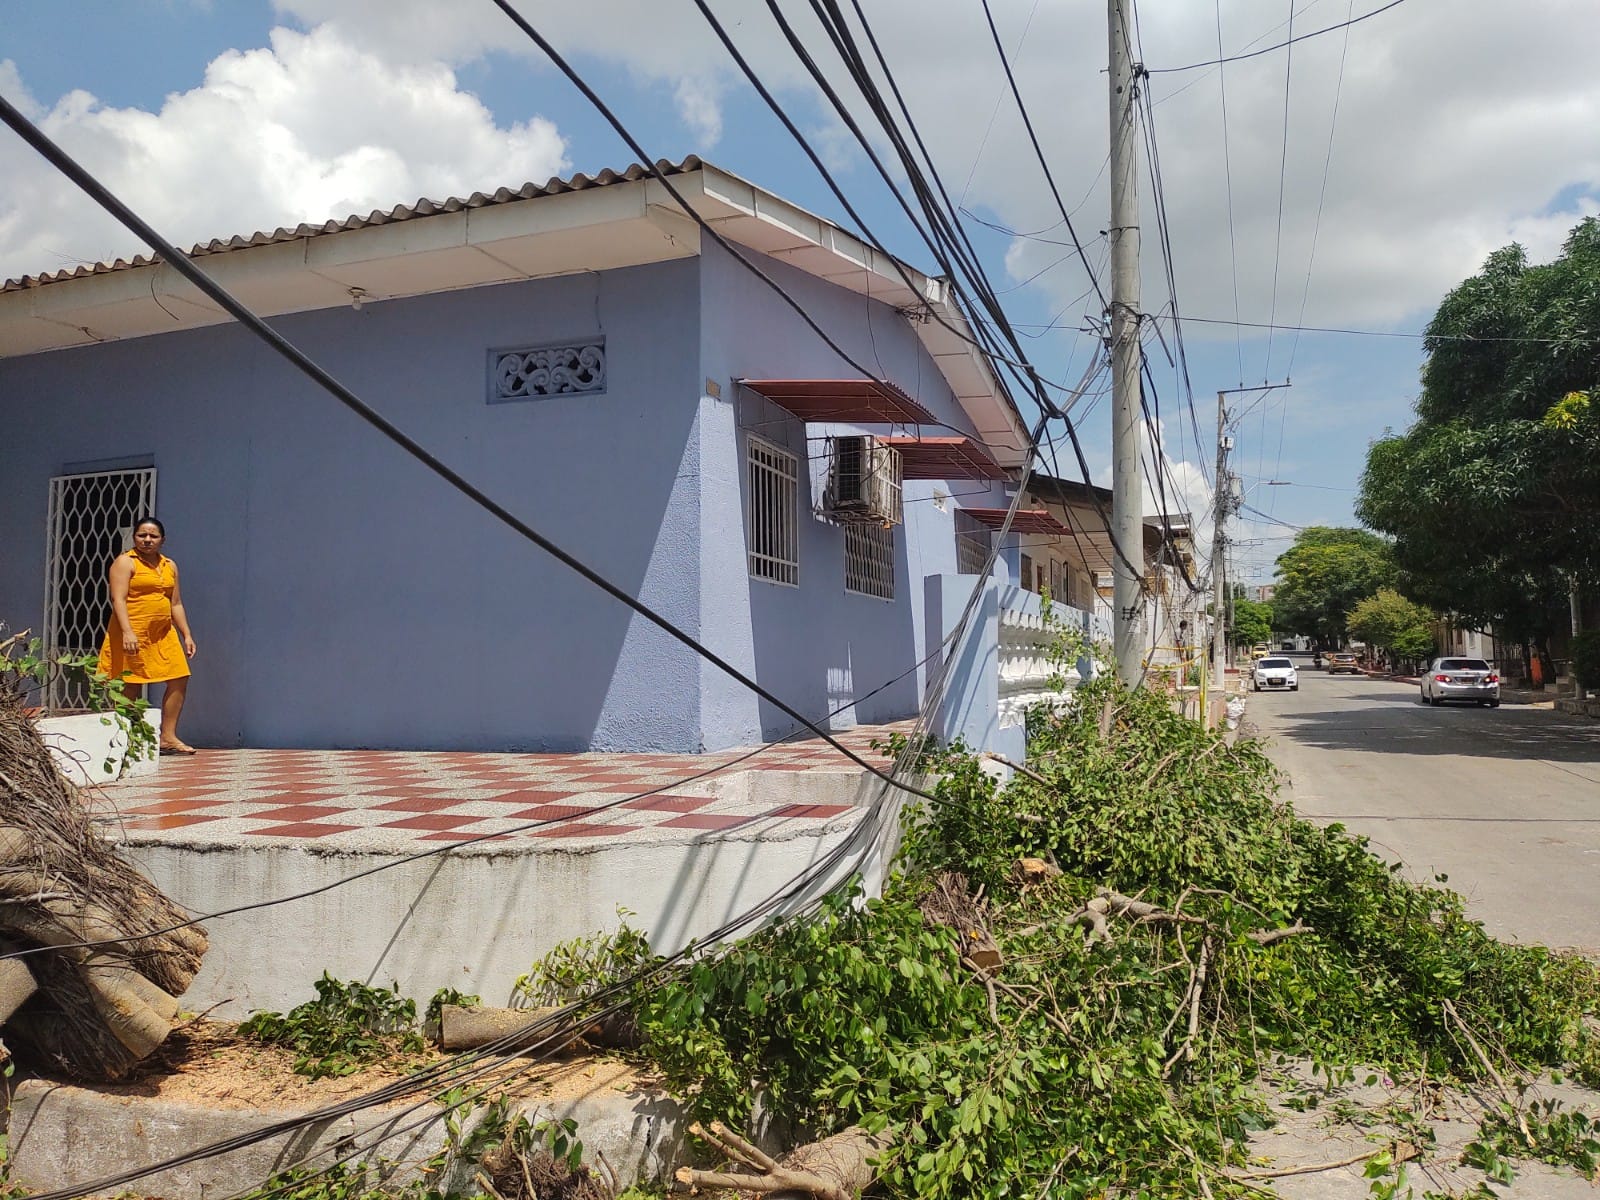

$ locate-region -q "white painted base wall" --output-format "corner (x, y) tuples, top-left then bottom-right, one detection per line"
(37, 708), (162, 785)
(117, 768), (907, 1017)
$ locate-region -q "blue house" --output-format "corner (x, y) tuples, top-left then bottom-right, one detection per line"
(0, 158), (1086, 755)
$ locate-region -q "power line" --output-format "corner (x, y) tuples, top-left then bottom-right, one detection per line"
(1173, 315), (1576, 343)
(729, 0), (1149, 582)
(1263, 0), (1296, 380)
(976, 0), (1108, 312)
(1147, 0), (1409, 74)
(1214, 0), (1245, 386)
(1286, 0), (1356, 377)
(957, 0), (1044, 207)
(1271, 0), (1357, 519)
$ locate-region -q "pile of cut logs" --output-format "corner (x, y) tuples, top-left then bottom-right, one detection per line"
(0, 694), (206, 1079)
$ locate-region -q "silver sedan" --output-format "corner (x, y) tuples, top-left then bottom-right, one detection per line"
(1420, 657), (1500, 707)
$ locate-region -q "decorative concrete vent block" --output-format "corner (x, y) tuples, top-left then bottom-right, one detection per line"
(490, 340), (606, 402)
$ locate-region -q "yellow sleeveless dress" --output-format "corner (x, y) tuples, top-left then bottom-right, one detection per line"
(97, 552), (190, 684)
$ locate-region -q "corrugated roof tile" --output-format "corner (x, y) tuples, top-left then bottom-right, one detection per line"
(2, 157), (703, 292)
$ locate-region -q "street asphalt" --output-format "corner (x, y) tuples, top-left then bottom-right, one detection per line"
(1245, 659), (1600, 953)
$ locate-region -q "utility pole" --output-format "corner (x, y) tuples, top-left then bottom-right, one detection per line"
(1211, 392), (1231, 684)
(1107, 0), (1144, 686)
(1210, 384), (1290, 683)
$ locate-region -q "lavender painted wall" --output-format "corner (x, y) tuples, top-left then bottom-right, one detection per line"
(695, 241), (1010, 751)
(0, 259), (706, 751)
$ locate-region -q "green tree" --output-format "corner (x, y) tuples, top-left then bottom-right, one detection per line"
(1272, 527), (1396, 645)
(1229, 597), (1273, 648)
(1357, 218), (1600, 667)
(1347, 588), (1437, 668)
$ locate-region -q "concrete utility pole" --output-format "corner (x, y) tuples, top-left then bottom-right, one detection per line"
(1211, 392), (1231, 680)
(1211, 384), (1289, 679)
(1107, 0), (1145, 686)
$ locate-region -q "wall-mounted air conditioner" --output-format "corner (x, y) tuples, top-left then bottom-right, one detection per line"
(824, 435), (903, 526)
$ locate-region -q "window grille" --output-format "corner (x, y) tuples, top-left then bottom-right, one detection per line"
(955, 509), (992, 574)
(490, 340), (606, 402)
(747, 437), (799, 586)
(1050, 559), (1070, 606)
(43, 467), (158, 710)
(844, 523), (895, 599)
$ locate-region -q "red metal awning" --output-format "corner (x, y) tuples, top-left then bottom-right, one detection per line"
(740, 378), (938, 426)
(961, 507), (1072, 535)
(878, 435), (1009, 481)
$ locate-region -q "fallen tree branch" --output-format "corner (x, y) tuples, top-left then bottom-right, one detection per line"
(674, 1120), (889, 1200)
(1246, 924), (1314, 946)
(980, 752), (1051, 788)
(1232, 1140), (1423, 1181)
(1162, 935), (1215, 1074)
(1442, 998), (1532, 1142)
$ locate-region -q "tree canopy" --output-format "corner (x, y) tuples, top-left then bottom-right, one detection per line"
(1357, 218), (1600, 640)
(1271, 527), (1395, 644)
(1229, 597), (1273, 648)
(1347, 588), (1437, 666)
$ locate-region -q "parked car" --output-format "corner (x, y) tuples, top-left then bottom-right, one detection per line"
(1252, 656), (1298, 692)
(1325, 651), (1361, 674)
(1420, 657), (1500, 707)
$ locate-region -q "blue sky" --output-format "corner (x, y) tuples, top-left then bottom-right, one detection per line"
(4, 0), (1597, 584)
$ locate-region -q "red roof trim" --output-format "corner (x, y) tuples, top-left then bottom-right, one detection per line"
(878, 435), (1008, 480)
(740, 379), (937, 426)
(961, 508), (1072, 535)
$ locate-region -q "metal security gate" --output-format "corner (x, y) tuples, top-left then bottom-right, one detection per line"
(42, 468), (157, 710)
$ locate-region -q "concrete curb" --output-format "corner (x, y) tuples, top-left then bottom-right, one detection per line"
(8, 1071), (694, 1199)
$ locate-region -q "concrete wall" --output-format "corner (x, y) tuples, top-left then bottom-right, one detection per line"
(694, 241), (1008, 750)
(115, 764), (896, 1016)
(0, 261), (705, 751)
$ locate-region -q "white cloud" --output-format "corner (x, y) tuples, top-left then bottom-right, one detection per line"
(674, 76), (725, 148)
(0, 24), (568, 281)
(237, 0), (1600, 337)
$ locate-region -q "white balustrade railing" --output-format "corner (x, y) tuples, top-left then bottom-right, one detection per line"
(996, 597), (1096, 729)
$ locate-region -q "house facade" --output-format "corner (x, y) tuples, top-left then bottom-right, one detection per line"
(0, 160), (1063, 754)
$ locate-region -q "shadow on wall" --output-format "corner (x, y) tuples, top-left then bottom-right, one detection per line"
(747, 522), (920, 744)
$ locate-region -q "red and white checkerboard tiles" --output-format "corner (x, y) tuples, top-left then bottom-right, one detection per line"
(93, 723), (914, 849)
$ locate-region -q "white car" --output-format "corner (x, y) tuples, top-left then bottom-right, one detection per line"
(1420, 657), (1500, 707)
(1252, 656), (1298, 692)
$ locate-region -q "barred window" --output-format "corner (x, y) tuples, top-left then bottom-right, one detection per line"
(955, 509), (992, 574)
(747, 437), (799, 586)
(844, 523), (895, 599)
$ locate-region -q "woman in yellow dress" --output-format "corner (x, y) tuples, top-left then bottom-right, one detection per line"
(97, 517), (198, 754)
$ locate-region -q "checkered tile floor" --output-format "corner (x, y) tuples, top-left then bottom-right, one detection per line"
(92, 723), (912, 850)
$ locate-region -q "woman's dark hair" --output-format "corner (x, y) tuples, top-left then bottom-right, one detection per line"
(133, 516), (166, 537)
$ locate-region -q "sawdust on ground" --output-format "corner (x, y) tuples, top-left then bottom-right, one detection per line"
(27, 1019), (656, 1112)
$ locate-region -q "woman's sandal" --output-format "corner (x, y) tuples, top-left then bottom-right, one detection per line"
(159, 741), (198, 756)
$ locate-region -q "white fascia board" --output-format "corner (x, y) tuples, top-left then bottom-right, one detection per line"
(696, 164), (932, 305)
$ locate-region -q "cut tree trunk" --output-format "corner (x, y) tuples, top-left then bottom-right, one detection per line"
(674, 1121), (890, 1199)
(437, 1004), (638, 1052)
(0, 693), (207, 1079)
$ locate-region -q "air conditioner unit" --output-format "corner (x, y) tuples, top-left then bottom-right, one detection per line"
(824, 435), (903, 526)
